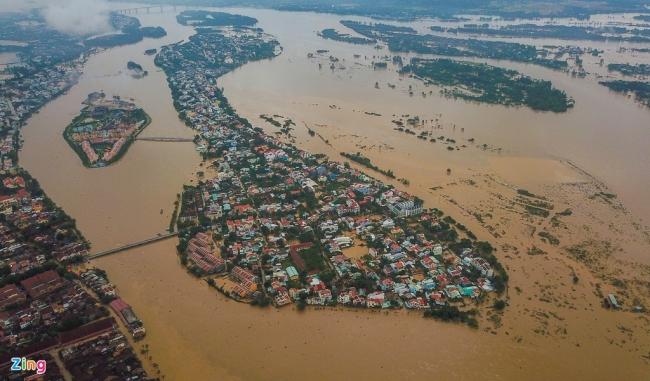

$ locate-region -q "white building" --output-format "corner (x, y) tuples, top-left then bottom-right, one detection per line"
(388, 199), (423, 218)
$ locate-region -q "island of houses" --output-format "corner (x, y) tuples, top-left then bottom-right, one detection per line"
(155, 16), (507, 325)
(63, 91), (151, 168)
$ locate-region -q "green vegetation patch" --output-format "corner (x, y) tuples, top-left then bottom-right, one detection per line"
(527, 245), (547, 255)
(176, 10), (257, 27)
(424, 305), (478, 328)
(342, 20), (568, 71)
(341, 152), (395, 178)
(525, 205), (551, 218)
(435, 23), (650, 43)
(538, 231), (560, 246)
(600, 80), (650, 107)
(607, 63), (650, 77)
(299, 246), (326, 272)
(272, 0), (647, 19)
(402, 58), (574, 112)
(517, 188), (545, 199)
(319, 28), (376, 44)
(85, 13), (166, 48)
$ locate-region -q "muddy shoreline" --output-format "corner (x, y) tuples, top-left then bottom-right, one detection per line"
(15, 6), (650, 380)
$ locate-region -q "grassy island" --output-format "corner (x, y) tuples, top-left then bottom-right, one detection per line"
(607, 63), (650, 77)
(341, 151), (395, 178)
(63, 92), (151, 168)
(435, 24), (650, 43)
(176, 10), (257, 27)
(84, 14), (166, 48)
(127, 61), (143, 71)
(243, 0), (647, 19)
(402, 58), (574, 112)
(341, 20), (569, 71)
(319, 28), (376, 44)
(127, 60), (148, 78)
(600, 80), (650, 108)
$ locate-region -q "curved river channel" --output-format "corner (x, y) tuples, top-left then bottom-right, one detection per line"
(18, 6), (650, 381)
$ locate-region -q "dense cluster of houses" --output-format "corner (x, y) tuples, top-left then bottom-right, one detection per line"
(0, 172), (88, 279)
(161, 25), (502, 314)
(0, 269), (108, 352)
(65, 92), (148, 167)
(80, 269), (117, 301)
(185, 232), (225, 273)
(0, 12), (161, 379)
(1, 78), (151, 376)
(59, 328), (149, 381)
(0, 169), (150, 376)
(155, 25), (279, 156)
(0, 59), (83, 171)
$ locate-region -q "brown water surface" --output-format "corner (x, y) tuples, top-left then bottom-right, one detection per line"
(17, 7), (650, 380)
(20, 12), (200, 251)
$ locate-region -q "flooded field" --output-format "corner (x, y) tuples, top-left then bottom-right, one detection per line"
(18, 6), (650, 380)
(220, 8), (650, 228)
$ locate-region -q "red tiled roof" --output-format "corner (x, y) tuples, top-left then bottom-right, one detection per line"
(109, 298), (129, 313)
(289, 243), (312, 272)
(20, 270), (64, 298)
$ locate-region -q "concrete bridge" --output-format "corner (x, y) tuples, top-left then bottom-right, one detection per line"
(136, 137), (194, 142)
(88, 232), (178, 259)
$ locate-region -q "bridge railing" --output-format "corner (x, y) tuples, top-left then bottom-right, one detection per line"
(88, 232), (178, 259)
(136, 137), (194, 142)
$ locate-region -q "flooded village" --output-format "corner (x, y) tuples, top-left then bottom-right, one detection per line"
(63, 92), (151, 167)
(0, 167), (150, 379)
(0, 8), (167, 380)
(153, 14), (506, 319)
(1, 2), (650, 381)
(63, 93), (151, 167)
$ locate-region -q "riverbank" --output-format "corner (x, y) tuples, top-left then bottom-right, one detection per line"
(158, 7), (649, 380)
(19, 10), (201, 253)
(94, 237), (650, 381)
(14, 6), (650, 381)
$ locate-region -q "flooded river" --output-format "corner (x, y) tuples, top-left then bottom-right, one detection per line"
(219, 8), (650, 224)
(92, 238), (649, 381)
(20, 12), (200, 252)
(18, 6), (650, 381)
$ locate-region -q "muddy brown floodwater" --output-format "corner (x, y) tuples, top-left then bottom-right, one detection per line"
(20, 11), (200, 252)
(19, 6), (650, 381)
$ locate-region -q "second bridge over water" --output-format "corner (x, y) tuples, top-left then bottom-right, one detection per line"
(88, 232), (178, 259)
(136, 136), (194, 142)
